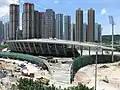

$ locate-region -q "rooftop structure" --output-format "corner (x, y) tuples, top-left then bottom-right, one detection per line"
(7, 39), (115, 50)
(7, 39), (114, 57)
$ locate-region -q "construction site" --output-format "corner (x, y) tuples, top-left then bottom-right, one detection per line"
(0, 49), (119, 90)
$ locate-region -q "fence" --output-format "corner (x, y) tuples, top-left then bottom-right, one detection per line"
(70, 55), (120, 83)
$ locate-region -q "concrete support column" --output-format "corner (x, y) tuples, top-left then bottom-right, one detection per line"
(12, 43), (15, 51)
(11, 42), (15, 51)
(55, 44), (59, 55)
(47, 44), (51, 55)
(14, 43), (19, 51)
(28, 43), (32, 53)
(102, 49), (103, 55)
(33, 43), (37, 53)
(9, 43), (11, 50)
(72, 45), (75, 57)
(89, 47), (91, 55)
(39, 43), (44, 54)
(80, 46), (83, 56)
(63, 45), (67, 56)
(23, 42), (27, 53)
(70, 69), (73, 84)
(18, 42), (23, 52)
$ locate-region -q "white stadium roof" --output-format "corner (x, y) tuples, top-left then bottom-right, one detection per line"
(7, 39), (115, 50)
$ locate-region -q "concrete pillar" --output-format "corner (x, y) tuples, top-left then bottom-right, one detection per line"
(23, 42), (27, 53)
(18, 42), (23, 52)
(80, 46), (83, 56)
(55, 44), (59, 55)
(14, 43), (19, 51)
(11, 42), (15, 51)
(102, 49), (103, 55)
(63, 44), (67, 56)
(72, 45), (75, 57)
(8, 43), (11, 49)
(39, 43), (44, 54)
(28, 43), (32, 53)
(47, 44), (51, 55)
(89, 47), (91, 55)
(33, 43), (37, 53)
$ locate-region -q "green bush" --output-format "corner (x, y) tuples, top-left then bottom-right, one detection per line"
(15, 78), (93, 90)
(100, 65), (109, 68)
(0, 44), (8, 50)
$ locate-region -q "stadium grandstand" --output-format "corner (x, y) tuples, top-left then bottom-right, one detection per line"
(7, 39), (115, 57)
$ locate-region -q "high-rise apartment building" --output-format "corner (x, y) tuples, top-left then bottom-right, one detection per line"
(45, 9), (55, 38)
(9, 4), (19, 40)
(71, 23), (75, 41)
(83, 23), (87, 42)
(95, 23), (99, 41)
(56, 13), (63, 39)
(87, 8), (95, 42)
(0, 21), (4, 42)
(95, 23), (102, 42)
(39, 12), (45, 38)
(17, 30), (23, 40)
(34, 10), (39, 38)
(22, 3), (34, 39)
(64, 15), (71, 40)
(75, 8), (83, 42)
(4, 22), (9, 40)
(98, 24), (102, 42)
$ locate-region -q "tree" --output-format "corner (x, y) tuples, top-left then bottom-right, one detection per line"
(11, 84), (16, 90)
(16, 78), (93, 90)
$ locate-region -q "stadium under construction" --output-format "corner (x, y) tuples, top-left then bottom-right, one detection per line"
(7, 39), (114, 57)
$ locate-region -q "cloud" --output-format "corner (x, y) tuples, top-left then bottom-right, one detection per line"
(0, 6), (9, 18)
(101, 8), (107, 15)
(53, 0), (59, 4)
(8, 0), (18, 4)
(19, 0), (25, 4)
(0, 0), (18, 22)
(35, 4), (47, 10)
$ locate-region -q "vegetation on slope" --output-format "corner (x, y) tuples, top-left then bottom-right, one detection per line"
(12, 78), (93, 90)
(102, 34), (120, 44)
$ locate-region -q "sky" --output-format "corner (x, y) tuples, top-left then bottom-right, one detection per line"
(0, 0), (120, 35)
(0, 0), (18, 22)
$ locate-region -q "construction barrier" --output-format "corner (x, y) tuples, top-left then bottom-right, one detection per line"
(70, 55), (120, 83)
(0, 52), (52, 75)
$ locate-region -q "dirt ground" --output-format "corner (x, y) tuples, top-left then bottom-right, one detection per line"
(74, 62), (120, 90)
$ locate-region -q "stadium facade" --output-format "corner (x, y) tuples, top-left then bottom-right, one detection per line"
(7, 39), (80, 57)
(7, 39), (114, 57)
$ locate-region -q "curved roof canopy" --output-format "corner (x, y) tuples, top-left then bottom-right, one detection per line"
(7, 39), (115, 50)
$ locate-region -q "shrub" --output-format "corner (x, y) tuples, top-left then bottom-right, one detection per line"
(16, 78), (93, 90)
